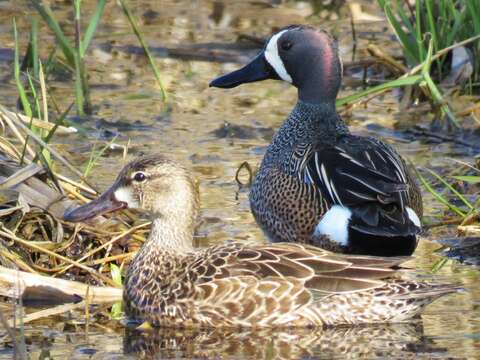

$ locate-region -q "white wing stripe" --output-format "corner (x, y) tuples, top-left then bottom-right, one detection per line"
(385, 151), (407, 183)
(340, 172), (388, 196)
(346, 189), (377, 201)
(320, 163), (335, 201)
(329, 179), (343, 206)
(305, 167), (314, 184)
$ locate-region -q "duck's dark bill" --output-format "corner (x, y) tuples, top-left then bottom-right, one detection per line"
(63, 188), (127, 222)
(209, 53), (278, 88)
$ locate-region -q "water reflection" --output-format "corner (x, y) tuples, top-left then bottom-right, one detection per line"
(124, 322), (447, 359)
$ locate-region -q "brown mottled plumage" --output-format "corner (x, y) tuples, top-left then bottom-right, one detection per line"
(64, 155), (459, 328)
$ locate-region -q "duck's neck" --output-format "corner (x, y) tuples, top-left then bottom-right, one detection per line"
(145, 216), (194, 255)
(292, 100), (348, 135)
(268, 101), (349, 158)
(297, 77), (340, 104)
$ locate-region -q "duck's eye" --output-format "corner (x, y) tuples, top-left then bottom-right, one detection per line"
(281, 41), (293, 51)
(132, 172), (147, 182)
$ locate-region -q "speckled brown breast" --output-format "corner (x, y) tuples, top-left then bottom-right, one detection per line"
(249, 166), (328, 244)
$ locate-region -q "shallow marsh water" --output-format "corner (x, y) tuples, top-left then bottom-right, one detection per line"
(0, 0), (480, 358)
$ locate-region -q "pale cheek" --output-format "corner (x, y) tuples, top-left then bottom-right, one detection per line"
(265, 30), (293, 83)
(114, 187), (140, 208)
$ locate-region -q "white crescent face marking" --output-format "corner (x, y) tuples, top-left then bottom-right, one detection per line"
(114, 187), (139, 208)
(314, 205), (352, 246)
(264, 29), (293, 83)
(406, 207), (421, 228)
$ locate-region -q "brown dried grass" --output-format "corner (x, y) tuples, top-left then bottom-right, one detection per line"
(0, 105), (146, 297)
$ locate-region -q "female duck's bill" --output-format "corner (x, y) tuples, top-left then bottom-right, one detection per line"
(63, 184), (128, 222)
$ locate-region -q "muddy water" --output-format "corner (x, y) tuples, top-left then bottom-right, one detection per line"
(1, 1), (479, 359)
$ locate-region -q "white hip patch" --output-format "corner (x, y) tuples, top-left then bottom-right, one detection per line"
(264, 30), (293, 83)
(406, 207), (421, 228)
(313, 205), (352, 246)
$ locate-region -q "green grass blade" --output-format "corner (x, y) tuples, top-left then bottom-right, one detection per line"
(118, 0), (167, 102)
(452, 176), (480, 184)
(26, 71), (41, 120)
(416, 169), (466, 217)
(430, 258), (448, 273)
(74, 52), (85, 116)
(414, 0), (425, 61)
(421, 38), (459, 127)
(384, 3), (419, 64)
(30, 0), (75, 66)
(74, 0), (82, 55)
(425, 0), (438, 52)
(83, 137), (118, 178)
(426, 168), (474, 211)
(13, 19), (32, 117)
(82, 0), (106, 57)
(32, 102), (75, 163)
(395, 1), (416, 38)
(31, 17), (39, 79)
(444, 0), (462, 46)
(337, 75), (422, 106)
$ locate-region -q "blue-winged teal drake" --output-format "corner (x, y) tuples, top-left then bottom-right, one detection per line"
(64, 155), (457, 328)
(210, 25), (423, 257)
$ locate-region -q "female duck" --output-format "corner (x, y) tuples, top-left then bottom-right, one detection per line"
(210, 26), (422, 256)
(64, 155), (456, 328)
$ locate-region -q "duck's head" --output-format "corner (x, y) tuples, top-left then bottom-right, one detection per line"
(210, 25), (342, 104)
(64, 155), (199, 228)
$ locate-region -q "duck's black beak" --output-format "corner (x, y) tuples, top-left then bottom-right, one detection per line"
(209, 53), (278, 88)
(63, 186), (127, 222)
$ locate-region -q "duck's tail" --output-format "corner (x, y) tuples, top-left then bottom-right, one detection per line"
(311, 280), (462, 326)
